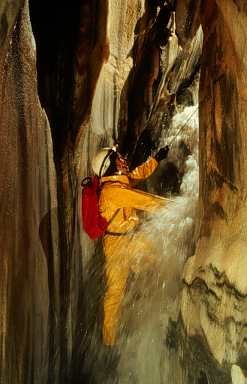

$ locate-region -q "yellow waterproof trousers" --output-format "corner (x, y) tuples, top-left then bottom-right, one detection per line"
(102, 230), (156, 346)
(99, 158), (170, 344)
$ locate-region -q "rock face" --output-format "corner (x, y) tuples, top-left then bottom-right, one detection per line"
(0, 2), (59, 384)
(1, 0), (247, 383)
(0, 0), (24, 47)
(181, 0), (247, 380)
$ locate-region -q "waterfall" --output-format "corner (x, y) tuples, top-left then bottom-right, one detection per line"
(116, 105), (199, 384)
(81, 109), (199, 383)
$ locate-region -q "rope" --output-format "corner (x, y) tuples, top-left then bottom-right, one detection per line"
(166, 105), (199, 147)
(130, 12), (176, 159)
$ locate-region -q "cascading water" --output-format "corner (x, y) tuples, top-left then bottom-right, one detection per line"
(77, 3), (202, 378)
(115, 105), (199, 384)
(81, 105), (199, 383)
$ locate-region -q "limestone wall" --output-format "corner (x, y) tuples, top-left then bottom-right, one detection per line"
(181, 0), (247, 379)
(0, 2), (59, 383)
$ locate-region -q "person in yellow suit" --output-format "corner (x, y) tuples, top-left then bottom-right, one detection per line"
(91, 145), (170, 346)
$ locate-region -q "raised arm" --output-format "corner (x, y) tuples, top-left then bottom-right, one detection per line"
(129, 146), (169, 182)
(129, 157), (158, 182)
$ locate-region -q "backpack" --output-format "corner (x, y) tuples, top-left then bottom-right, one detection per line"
(81, 176), (108, 239)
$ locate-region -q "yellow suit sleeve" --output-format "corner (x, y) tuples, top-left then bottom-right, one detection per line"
(129, 157), (158, 181)
(108, 185), (170, 213)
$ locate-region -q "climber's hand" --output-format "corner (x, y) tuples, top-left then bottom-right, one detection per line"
(154, 145), (169, 162)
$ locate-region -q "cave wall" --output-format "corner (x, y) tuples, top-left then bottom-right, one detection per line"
(1, 0), (247, 383)
(0, 2), (59, 383)
(0, 0), (202, 382)
(76, 2), (203, 382)
(0, 0), (24, 48)
(28, 1), (110, 381)
(180, 0), (247, 380)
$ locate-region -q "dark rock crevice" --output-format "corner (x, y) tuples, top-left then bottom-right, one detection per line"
(1, 0), (247, 383)
(29, 0), (109, 159)
(119, 1), (176, 157)
(29, 0), (81, 159)
(28, 3), (109, 381)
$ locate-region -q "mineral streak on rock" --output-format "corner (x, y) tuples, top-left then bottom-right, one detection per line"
(0, 1), (59, 383)
(181, 0), (247, 376)
(1, 0), (247, 383)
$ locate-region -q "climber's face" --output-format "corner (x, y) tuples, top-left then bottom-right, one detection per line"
(116, 153), (129, 174)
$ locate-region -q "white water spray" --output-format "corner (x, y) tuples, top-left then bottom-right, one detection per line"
(82, 106), (199, 384)
(116, 106), (199, 384)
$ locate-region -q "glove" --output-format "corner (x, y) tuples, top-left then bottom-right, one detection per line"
(154, 145), (169, 162)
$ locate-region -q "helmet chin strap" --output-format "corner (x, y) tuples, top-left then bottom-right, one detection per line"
(98, 144), (119, 178)
(99, 149), (112, 178)
(99, 145), (118, 178)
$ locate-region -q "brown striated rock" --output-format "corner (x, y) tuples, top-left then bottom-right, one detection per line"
(0, 1), (59, 383)
(0, 0), (24, 47)
(175, 0), (201, 46)
(87, 0), (144, 146)
(1, 0), (247, 382)
(72, 0), (109, 145)
(181, 0), (247, 371)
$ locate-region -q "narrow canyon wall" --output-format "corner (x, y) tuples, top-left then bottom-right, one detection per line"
(0, 2), (59, 384)
(78, 1), (203, 383)
(181, 1), (247, 382)
(0, 1), (202, 382)
(1, 0), (247, 383)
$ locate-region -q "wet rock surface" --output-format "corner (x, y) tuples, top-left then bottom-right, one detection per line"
(0, 2), (59, 383)
(0, 0), (247, 383)
(181, 0), (247, 379)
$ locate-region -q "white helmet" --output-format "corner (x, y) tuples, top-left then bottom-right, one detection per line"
(92, 146), (117, 176)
